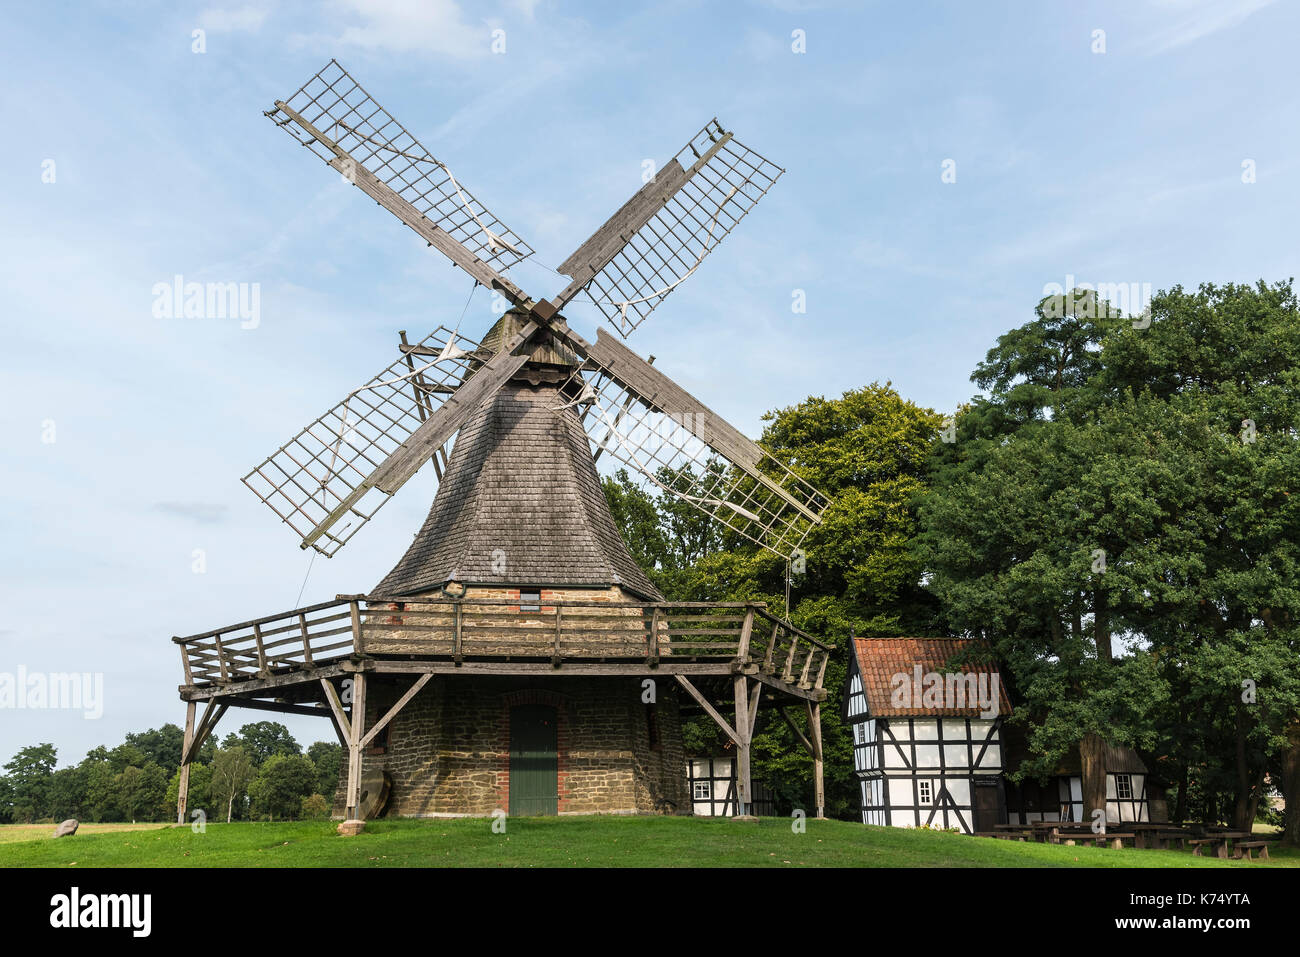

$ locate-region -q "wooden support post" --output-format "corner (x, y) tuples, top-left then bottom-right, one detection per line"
(552, 605), (563, 667)
(345, 672), (368, 820)
(734, 674), (752, 818)
(806, 698), (825, 819)
(176, 700), (196, 824)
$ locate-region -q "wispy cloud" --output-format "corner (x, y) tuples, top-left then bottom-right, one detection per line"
(1143, 0), (1277, 54)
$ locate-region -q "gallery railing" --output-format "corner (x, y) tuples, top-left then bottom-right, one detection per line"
(174, 595), (832, 692)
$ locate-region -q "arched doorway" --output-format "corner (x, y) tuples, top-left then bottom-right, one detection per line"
(509, 704), (558, 815)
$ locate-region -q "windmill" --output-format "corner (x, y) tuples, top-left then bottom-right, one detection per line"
(244, 59), (829, 565)
(172, 61), (834, 828)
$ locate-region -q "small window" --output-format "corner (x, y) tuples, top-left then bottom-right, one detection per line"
(520, 589), (540, 612)
(918, 780), (933, 805)
(646, 703), (660, 749)
(1115, 773), (1133, 800)
(854, 723), (865, 744)
(693, 781), (712, 800)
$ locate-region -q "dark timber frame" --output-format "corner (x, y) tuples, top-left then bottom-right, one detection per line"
(173, 595), (831, 822)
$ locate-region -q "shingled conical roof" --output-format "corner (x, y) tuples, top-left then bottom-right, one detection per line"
(373, 314), (663, 601)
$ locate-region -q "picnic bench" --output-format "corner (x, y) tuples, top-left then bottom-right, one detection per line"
(1231, 839), (1275, 861)
(1190, 831), (1252, 858)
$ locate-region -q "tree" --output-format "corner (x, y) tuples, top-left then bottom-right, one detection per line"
(209, 746), (256, 823)
(125, 725), (186, 775)
(3, 744), (57, 822)
(919, 282), (1300, 834)
(249, 754), (319, 821)
(116, 762), (168, 822)
(220, 722), (301, 765)
(306, 741), (343, 800)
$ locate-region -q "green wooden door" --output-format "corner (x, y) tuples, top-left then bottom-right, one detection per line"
(509, 704), (558, 816)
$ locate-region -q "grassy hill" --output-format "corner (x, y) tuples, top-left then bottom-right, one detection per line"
(2, 817), (1295, 868)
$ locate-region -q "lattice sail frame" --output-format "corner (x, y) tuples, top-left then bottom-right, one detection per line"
(570, 119), (783, 337)
(242, 326), (483, 556)
(267, 59), (534, 272)
(561, 366), (828, 559)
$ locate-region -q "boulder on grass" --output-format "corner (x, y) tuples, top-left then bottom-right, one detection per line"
(53, 819), (79, 838)
(337, 819), (365, 836)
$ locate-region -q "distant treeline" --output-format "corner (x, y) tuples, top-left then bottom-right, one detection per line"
(0, 722), (340, 825)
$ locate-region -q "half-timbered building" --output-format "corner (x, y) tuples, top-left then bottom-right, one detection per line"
(1001, 730), (1169, 825)
(846, 637), (1010, 833)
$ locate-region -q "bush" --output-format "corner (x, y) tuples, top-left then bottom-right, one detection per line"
(300, 794), (329, 820)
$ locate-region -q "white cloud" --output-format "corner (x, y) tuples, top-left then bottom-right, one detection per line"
(326, 0), (486, 58)
(198, 5), (269, 33)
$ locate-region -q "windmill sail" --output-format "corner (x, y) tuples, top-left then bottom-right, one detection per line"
(267, 59), (535, 285)
(242, 326), (485, 556)
(553, 119), (783, 337)
(553, 325), (828, 559)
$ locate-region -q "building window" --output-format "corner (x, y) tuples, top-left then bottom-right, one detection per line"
(854, 723), (865, 744)
(520, 588), (540, 612)
(1115, 773), (1133, 800)
(694, 781), (712, 800)
(646, 703), (660, 749)
(918, 780), (932, 805)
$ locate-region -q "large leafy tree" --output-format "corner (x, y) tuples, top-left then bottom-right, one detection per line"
(919, 281), (1300, 834)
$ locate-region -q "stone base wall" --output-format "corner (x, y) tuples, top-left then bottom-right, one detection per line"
(333, 674), (689, 818)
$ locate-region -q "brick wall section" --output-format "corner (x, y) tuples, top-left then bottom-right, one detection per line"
(333, 676), (688, 818)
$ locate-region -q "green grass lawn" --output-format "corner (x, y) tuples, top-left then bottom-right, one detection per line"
(1, 817), (1295, 868)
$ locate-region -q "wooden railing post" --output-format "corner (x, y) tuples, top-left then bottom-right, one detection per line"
(298, 612), (314, 666)
(647, 607), (661, 666)
(212, 632), (230, 683)
(178, 640), (194, 687)
(251, 622), (270, 677)
(798, 642), (815, 688)
(349, 599), (364, 655)
(782, 630), (799, 681)
(737, 607), (755, 664)
(762, 620), (779, 673)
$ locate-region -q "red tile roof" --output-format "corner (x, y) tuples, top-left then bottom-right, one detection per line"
(850, 637), (1012, 718)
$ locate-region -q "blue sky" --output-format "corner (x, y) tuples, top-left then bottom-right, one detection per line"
(2, 0), (1297, 766)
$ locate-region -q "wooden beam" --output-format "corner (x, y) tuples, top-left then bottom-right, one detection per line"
(176, 700), (196, 824)
(674, 675), (740, 747)
(345, 672), (368, 820)
(367, 322), (539, 495)
(807, 698), (825, 819)
(360, 673), (431, 748)
(734, 675), (752, 816)
(320, 678), (352, 742)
